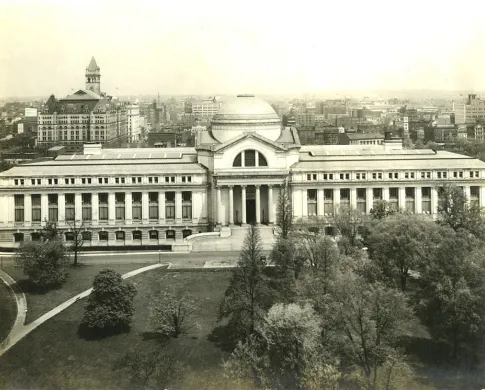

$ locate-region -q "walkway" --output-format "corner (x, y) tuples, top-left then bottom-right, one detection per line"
(0, 263), (166, 357)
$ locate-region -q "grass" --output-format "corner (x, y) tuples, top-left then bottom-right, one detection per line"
(0, 268), (255, 390)
(0, 281), (17, 343)
(1, 263), (152, 324)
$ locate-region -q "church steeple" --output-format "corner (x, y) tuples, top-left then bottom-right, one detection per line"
(85, 57), (101, 95)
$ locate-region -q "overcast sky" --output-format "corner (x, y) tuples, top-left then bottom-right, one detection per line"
(1, 0), (485, 98)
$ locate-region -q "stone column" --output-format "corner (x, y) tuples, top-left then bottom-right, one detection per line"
(366, 187), (373, 214)
(58, 193), (65, 226)
(268, 185), (274, 223)
(175, 190), (182, 223)
(480, 187), (485, 208)
(431, 187), (438, 217)
(241, 185), (247, 225)
(302, 188), (308, 217)
(229, 186), (234, 225)
(75, 193), (82, 223)
(350, 187), (357, 209)
(92, 193), (99, 226)
(333, 188), (341, 211)
(142, 192), (149, 224)
(317, 188), (324, 216)
(415, 187), (422, 214)
(464, 186), (471, 204)
(217, 186), (223, 225)
(159, 191), (165, 223)
(108, 193), (115, 225)
(125, 192), (132, 224)
(382, 187), (390, 202)
(24, 194), (32, 227)
(398, 187), (406, 211)
(255, 185), (261, 225)
(41, 193), (49, 224)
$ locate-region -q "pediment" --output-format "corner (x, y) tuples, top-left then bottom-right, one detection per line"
(213, 132), (287, 154)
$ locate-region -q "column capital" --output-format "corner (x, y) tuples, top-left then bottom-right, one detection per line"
(255, 184), (261, 188)
(241, 184), (247, 188)
(228, 185), (234, 189)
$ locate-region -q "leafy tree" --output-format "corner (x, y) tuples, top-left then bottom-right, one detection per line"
(332, 273), (413, 388)
(41, 220), (60, 241)
(15, 239), (70, 289)
(276, 180), (293, 239)
(219, 226), (274, 339)
(114, 348), (180, 390)
(333, 205), (365, 252)
(369, 200), (396, 220)
(151, 286), (198, 338)
(437, 184), (485, 239)
(418, 227), (485, 361)
(81, 269), (137, 334)
(366, 214), (440, 291)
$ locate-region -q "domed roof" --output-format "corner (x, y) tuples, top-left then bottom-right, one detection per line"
(211, 95), (281, 143)
(213, 95), (280, 122)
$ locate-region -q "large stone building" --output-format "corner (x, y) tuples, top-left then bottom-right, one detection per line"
(2, 94), (485, 248)
(453, 94), (485, 124)
(36, 58), (128, 149)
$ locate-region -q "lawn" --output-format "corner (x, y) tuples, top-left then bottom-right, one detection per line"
(0, 281), (17, 343)
(2, 263), (153, 324)
(0, 268), (256, 390)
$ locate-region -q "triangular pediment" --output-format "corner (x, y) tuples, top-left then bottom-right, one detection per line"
(213, 132), (287, 153)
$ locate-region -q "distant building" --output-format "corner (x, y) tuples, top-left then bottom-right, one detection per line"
(24, 108), (38, 117)
(338, 132), (384, 145)
(467, 123), (484, 141)
(126, 104), (141, 142)
(296, 112), (315, 127)
(453, 94), (485, 124)
(190, 97), (221, 119)
(37, 58), (127, 149)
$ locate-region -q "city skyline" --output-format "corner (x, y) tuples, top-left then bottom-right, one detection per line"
(1, 0), (485, 98)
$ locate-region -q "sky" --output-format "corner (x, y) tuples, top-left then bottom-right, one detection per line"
(1, 0), (485, 98)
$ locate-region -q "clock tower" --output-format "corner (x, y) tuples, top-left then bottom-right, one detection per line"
(85, 57), (101, 95)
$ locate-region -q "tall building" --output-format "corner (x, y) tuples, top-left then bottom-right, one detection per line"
(453, 94), (485, 124)
(2, 95), (485, 248)
(191, 97), (221, 119)
(126, 104), (140, 142)
(36, 58), (127, 149)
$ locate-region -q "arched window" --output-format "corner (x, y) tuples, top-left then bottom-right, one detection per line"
(14, 232), (24, 243)
(132, 230), (142, 240)
(99, 231), (108, 241)
(182, 229), (192, 239)
(115, 231), (125, 241)
(232, 150), (268, 167)
(166, 229), (176, 240)
(82, 231), (92, 241)
(149, 230), (158, 240)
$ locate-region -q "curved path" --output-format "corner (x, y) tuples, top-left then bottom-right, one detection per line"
(0, 263), (167, 357)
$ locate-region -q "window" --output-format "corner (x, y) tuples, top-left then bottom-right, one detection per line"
(373, 188), (382, 201)
(307, 189), (317, 216)
(115, 177), (126, 184)
(372, 173), (383, 180)
(422, 187), (431, 214)
(340, 188), (350, 203)
(65, 232), (74, 241)
(14, 179), (25, 186)
(181, 176), (192, 183)
(469, 170), (480, 178)
(165, 176), (175, 183)
(471, 186), (480, 207)
(82, 231), (92, 241)
(182, 191), (192, 220)
(131, 176), (142, 184)
(149, 192), (158, 219)
(132, 192), (142, 220)
(307, 173), (318, 181)
(437, 171), (448, 179)
(115, 231), (125, 241)
(32, 194), (41, 222)
(48, 194), (58, 222)
(99, 193), (108, 221)
(356, 173), (366, 180)
(115, 193), (125, 220)
(389, 188), (399, 211)
(65, 194), (75, 221)
(165, 192), (175, 219)
(81, 178), (92, 185)
(244, 150), (256, 166)
(182, 229), (192, 239)
(31, 232), (41, 241)
(14, 194), (24, 222)
(48, 178), (58, 185)
(356, 188), (366, 214)
(64, 178), (75, 185)
(339, 173), (350, 180)
(148, 176), (159, 184)
(14, 233), (24, 243)
(324, 189), (333, 215)
(82, 193), (92, 221)
(98, 177), (108, 184)
(232, 150), (267, 167)
(132, 230), (142, 240)
(421, 171), (431, 179)
(166, 229), (176, 239)
(99, 231), (108, 241)
(405, 187), (415, 213)
(31, 178), (41, 186)
(149, 230), (159, 240)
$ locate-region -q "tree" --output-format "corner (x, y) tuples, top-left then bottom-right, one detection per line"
(332, 273), (413, 388)
(333, 205), (365, 253)
(369, 200), (396, 220)
(366, 214), (440, 291)
(418, 227), (485, 361)
(151, 286), (198, 338)
(114, 348), (180, 390)
(219, 226), (274, 339)
(276, 180), (293, 239)
(65, 219), (87, 267)
(15, 239), (70, 289)
(437, 184), (485, 239)
(80, 269), (137, 334)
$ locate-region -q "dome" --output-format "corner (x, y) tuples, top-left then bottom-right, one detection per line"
(211, 95), (281, 143)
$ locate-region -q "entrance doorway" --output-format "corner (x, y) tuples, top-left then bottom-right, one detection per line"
(246, 199), (256, 225)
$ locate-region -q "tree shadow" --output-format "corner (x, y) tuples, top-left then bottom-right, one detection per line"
(16, 278), (64, 295)
(77, 323), (131, 341)
(207, 322), (239, 352)
(141, 331), (170, 344)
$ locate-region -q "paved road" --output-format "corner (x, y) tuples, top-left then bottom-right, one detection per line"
(0, 250), (271, 268)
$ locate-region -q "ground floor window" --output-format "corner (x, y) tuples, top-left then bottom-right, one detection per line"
(99, 231), (108, 241)
(132, 230), (142, 240)
(31, 232), (41, 241)
(149, 230), (158, 240)
(166, 229), (175, 240)
(82, 231), (92, 241)
(116, 231), (125, 241)
(14, 232), (24, 242)
(182, 229), (192, 239)
(65, 232), (74, 241)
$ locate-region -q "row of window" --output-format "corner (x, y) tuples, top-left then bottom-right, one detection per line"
(13, 191), (193, 223)
(305, 170), (481, 181)
(14, 175), (193, 186)
(13, 229), (193, 243)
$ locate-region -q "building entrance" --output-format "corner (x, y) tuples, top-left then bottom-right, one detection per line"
(246, 199), (256, 225)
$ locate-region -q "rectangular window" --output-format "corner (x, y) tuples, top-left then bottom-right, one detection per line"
(48, 194), (58, 222)
(307, 189), (317, 216)
(115, 193), (125, 220)
(182, 175), (192, 183)
(357, 188), (366, 214)
(82, 193), (92, 221)
(389, 187), (399, 211)
(32, 194), (41, 222)
(182, 191), (192, 220)
(422, 187), (431, 214)
(149, 192), (158, 219)
(165, 176), (175, 183)
(165, 192), (175, 219)
(470, 186), (480, 207)
(99, 193), (108, 221)
(14, 194), (24, 222)
(65, 193), (75, 221)
(132, 192), (142, 220)
(324, 189), (333, 215)
(405, 187), (415, 213)
(373, 188), (382, 202)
